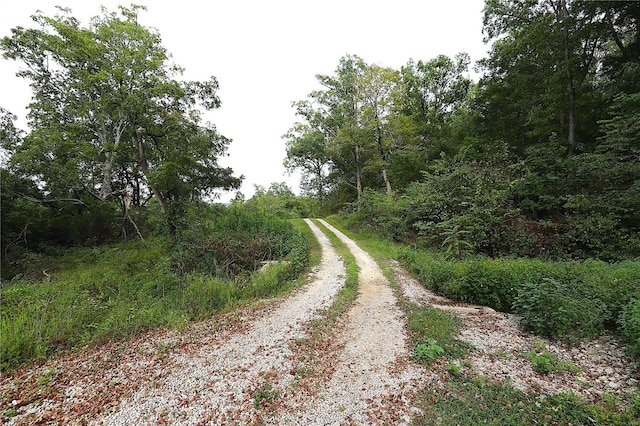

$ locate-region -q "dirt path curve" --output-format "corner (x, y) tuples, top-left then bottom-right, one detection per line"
(3, 219), (428, 426)
(270, 220), (424, 425)
(95, 219), (347, 425)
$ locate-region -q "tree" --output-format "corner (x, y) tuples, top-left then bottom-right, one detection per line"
(1, 5), (241, 237)
(295, 54), (369, 202)
(400, 54), (471, 146)
(480, 0), (608, 154)
(283, 123), (332, 200)
(356, 65), (403, 193)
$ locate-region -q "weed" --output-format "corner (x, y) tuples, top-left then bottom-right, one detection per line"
(37, 368), (58, 385)
(414, 374), (638, 425)
(446, 362), (462, 377)
(524, 348), (581, 376)
(252, 383), (280, 409)
(154, 340), (177, 357)
(414, 339), (446, 364)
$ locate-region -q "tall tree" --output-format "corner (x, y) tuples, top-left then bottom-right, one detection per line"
(399, 53), (472, 169)
(283, 123), (332, 199)
(293, 54), (369, 202)
(480, 0), (608, 154)
(356, 65), (403, 193)
(1, 5), (241, 235)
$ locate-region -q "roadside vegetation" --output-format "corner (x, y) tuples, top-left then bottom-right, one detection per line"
(327, 217), (640, 425)
(0, 204), (309, 372)
(1, 2), (639, 423)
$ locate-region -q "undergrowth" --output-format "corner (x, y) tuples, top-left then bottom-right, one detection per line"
(398, 248), (640, 351)
(0, 207), (310, 372)
(415, 374), (640, 425)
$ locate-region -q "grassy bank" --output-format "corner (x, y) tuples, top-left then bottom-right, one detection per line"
(327, 215), (640, 356)
(1, 212), (312, 372)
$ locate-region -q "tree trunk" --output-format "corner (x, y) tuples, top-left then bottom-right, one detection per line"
(99, 120), (125, 200)
(559, 0), (576, 155)
(355, 144), (362, 203)
(134, 133), (173, 235)
(375, 120), (392, 194)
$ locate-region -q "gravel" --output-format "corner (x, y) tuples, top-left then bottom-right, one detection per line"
(96, 219), (347, 425)
(270, 220), (425, 425)
(391, 259), (639, 403)
(3, 221), (637, 425)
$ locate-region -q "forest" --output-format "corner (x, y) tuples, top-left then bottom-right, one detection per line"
(0, 2), (639, 421)
(281, 0), (640, 370)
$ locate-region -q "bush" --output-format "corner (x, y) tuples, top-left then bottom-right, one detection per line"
(514, 278), (608, 341)
(343, 189), (408, 242)
(1, 207), (310, 371)
(399, 248), (640, 347)
(620, 298), (640, 358)
(173, 204), (306, 279)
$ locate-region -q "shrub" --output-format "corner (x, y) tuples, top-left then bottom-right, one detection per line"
(399, 248), (640, 348)
(343, 189), (408, 242)
(620, 298), (640, 358)
(173, 204), (306, 279)
(514, 278), (609, 341)
(1, 208), (310, 372)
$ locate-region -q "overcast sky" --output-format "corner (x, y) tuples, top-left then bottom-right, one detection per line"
(1, 0), (489, 202)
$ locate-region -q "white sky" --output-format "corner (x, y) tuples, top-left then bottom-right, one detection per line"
(0, 0), (489, 202)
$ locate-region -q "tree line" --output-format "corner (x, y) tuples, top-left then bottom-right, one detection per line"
(1, 5), (243, 277)
(285, 0), (639, 260)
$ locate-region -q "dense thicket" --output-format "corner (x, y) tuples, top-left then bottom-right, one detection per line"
(285, 0), (639, 261)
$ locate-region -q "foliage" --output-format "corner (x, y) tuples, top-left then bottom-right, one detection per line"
(413, 338), (445, 365)
(621, 298), (640, 359)
(0, 206), (310, 371)
(252, 383), (280, 409)
(414, 374), (639, 425)
(172, 203), (307, 280)
(241, 182), (320, 219)
(524, 341), (581, 376)
(341, 189), (408, 242)
(399, 248), (640, 348)
(341, 145), (640, 261)
(286, 3), (640, 263)
(1, 5), (240, 241)
(514, 278), (608, 342)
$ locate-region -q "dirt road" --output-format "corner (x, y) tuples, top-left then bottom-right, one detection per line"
(3, 219), (636, 425)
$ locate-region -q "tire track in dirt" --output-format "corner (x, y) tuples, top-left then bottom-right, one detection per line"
(271, 220), (424, 425)
(96, 219), (346, 425)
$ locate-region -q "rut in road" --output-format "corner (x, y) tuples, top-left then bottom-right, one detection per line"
(97, 219), (346, 425)
(270, 220), (424, 425)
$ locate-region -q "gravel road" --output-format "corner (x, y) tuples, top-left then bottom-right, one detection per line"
(270, 220), (424, 425)
(3, 219), (636, 425)
(97, 219), (349, 425)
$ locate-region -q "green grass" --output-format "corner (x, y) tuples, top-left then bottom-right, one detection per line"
(282, 219), (360, 387)
(291, 218), (322, 271)
(311, 219), (359, 322)
(398, 249), (640, 346)
(325, 214), (640, 425)
(414, 375), (640, 425)
(1, 220), (310, 372)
